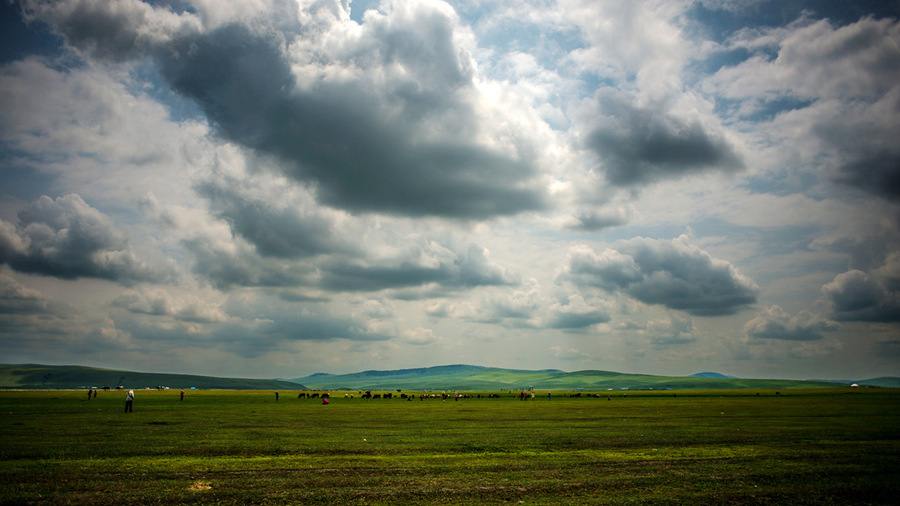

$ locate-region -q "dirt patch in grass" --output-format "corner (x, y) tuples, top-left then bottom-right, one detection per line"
(188, 480), (211, 492)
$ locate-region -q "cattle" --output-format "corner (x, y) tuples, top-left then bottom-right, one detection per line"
(310, 393), (320, 399)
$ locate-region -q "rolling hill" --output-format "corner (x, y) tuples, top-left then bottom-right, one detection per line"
(0, 364), (306, 390)
(3, 363), (894, 391)
(288, 364), (857, 391)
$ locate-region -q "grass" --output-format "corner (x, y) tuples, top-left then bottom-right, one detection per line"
(1, 388), (898, 504)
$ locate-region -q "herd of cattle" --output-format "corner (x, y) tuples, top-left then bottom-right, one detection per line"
(291, 391), (606, 400)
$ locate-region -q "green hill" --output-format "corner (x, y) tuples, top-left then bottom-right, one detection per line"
(4, 363), (893, 392)
(0, 364), (305, 390)
(289, 364), (852, 391)
(859, 377), (900, 388)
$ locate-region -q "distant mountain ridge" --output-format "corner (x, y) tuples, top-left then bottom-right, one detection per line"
(3, 363), (895, 391)
(0, 364), (305, 390)
(288, 364), (890, 391)
(690, 372), (738, 379)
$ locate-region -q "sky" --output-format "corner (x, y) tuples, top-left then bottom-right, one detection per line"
(1, 0), (899, 381)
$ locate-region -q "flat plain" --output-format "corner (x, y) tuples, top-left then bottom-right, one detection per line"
(1, 388), (898, 504)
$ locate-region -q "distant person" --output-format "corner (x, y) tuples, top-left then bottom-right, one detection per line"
(275, 392), (279, 401)
(125, 390), (134, 413)
(180, 389), (185, 401)
(322, 398), (329, 405)
(548, 392), (551, 401)
(88, 389), (92, 400)
(93, 389), (97, 399)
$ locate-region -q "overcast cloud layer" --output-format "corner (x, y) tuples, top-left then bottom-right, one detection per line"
(1, 0), (898, 380)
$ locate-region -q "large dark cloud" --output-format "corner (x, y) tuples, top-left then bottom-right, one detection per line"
(814, 89), (900, 201)
(26, 0), (546, 219)
(563, 236), (758, 316)
(821, 268), (900, 322)
(0, 194), (164, 283)
(587, 91), (743, 186)
(833, 150), (900, 201)
(157, 22), (542, 218)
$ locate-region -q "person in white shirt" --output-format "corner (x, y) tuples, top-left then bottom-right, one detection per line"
(125, 389), (134, 413)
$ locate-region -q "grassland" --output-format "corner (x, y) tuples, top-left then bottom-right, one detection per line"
(2, 388), (898, 504)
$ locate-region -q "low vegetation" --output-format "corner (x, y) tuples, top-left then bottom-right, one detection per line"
(2, 388), (898, 504)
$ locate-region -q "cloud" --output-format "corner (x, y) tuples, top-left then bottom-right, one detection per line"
(744, 305), (836, 341)
(585, 90), (744, 186)
(169, 20), (543, 218)
(180, 234), (313, 290)
(0, 194), (166, 283)
(112, 287), (228, 323)
(319, 243), (515, 293)
(717, 16), (900, 101)
(0, 274), (131, 356)
(562, 235), (759, 316)
(0, 274), (53, 315)
(821, 266), (900, 322)
(195, 174), (352, 259)
(28, 0), (547, 219)
(222, 293), (394, 348)
(21, 0), (200, 61)
(642, 314), (696, 346)
(546, 295), (610, 330)
(568, 205), (631, 232)
(817, 88), (900, 201)
(708, 15), (900, 200)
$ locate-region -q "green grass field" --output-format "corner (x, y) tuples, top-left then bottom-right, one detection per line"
(2, 389), (898, 504)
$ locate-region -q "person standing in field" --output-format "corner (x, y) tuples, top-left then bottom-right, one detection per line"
(125, 389), (134, 413)
(275, 392), (279, 401)
(180, 389), (185, 401)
